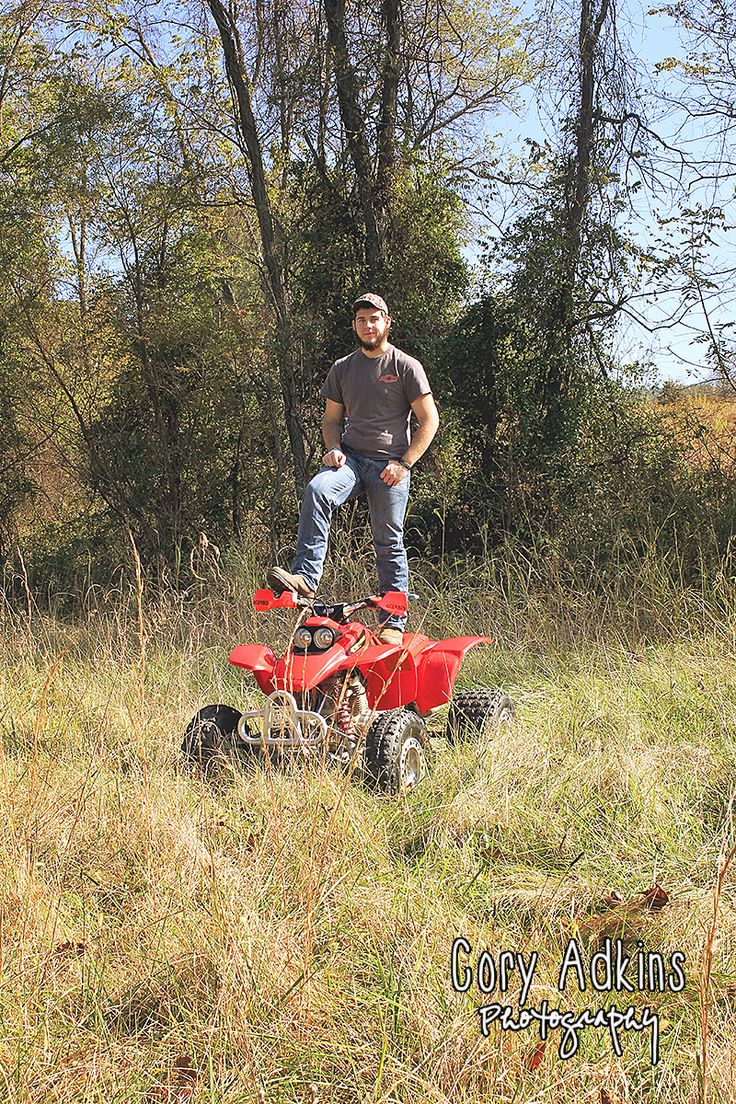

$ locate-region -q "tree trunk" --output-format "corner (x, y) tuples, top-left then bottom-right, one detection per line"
(323, 0), (383, 280)
(565, 0), (610, 296)
(205, 0), (308, 493)
(375, 0), (401, 220)
(539, 0), (610, 435)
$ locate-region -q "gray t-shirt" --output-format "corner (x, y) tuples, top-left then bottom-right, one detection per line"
(320, 345), (431, 459)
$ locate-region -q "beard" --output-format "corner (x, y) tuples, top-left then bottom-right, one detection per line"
(357, 324), (388, 351)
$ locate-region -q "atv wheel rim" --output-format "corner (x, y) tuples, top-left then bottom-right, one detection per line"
(399, 736), (425, 790)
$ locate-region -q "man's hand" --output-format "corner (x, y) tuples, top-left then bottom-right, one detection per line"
(322, 447), (346, 468)
(380, 460), (408, 486)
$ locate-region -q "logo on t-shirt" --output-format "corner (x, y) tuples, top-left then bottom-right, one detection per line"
(379, 373), (399, 383)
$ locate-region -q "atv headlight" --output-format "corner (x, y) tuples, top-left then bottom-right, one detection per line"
(293, 626), (313, 649)
(313, 626), (337, 650)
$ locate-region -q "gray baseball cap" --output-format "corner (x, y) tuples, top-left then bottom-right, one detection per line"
(352, 292), (389, 315)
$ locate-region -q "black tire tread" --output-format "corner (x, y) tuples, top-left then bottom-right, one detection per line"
(364, 708), (428, 794)
(446, 689), (515, 745)
(181, 704), (250, 773)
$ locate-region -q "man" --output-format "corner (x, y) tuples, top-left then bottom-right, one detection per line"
(268, 293), (439, 645)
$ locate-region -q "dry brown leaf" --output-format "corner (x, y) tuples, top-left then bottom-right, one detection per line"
(599, 889), (624, 910)
(641, 884), (669, 912)
(523, 1039), (546, 1070)
(578, 885), (670, 945)
(173, 1055), (197, 1081)
(148, 1055), (198, 1104)
(54, 941), (87, 957)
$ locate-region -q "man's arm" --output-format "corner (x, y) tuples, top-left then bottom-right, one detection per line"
(381, 393), (440, 486)
(322, 398), (346, 467)
(403, 393), (439, 466)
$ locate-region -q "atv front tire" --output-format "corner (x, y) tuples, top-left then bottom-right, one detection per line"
(364, 708), (428, 794)
(181, 704), (254, 774)
(446, 689), (515, 745)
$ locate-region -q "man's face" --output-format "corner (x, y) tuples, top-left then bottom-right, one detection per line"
(353, 308), (390, 351)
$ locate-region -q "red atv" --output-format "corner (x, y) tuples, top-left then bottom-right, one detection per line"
(182, 589), (514, 793)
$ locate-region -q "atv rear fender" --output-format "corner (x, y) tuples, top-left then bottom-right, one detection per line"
(413, 637), (493, 713)
(359, 634), (493, 712)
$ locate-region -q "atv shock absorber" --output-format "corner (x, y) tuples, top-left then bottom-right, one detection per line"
(335, 695), (356, 739)
(348, 674), (370, 734)
(336, 674), (370, 742)
(324, 674), (370, 761)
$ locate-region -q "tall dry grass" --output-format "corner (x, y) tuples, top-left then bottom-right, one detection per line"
(1, 542), (736, 1102)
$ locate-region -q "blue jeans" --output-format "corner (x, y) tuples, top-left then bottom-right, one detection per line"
(291, 448), (411, 629)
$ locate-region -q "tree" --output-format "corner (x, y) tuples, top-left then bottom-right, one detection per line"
(204, 0), (309, 495)
(198, 0), (533, 479)
(649, 0), (736, 391)
(0, 4), (273, 576)
(423, 0), (658, 549)
(0, 0), (539, 581)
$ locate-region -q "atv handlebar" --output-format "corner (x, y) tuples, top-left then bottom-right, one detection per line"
(252, 588), (417, 623)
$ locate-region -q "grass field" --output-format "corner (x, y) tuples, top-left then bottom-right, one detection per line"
(654, 388), (736, 478)
(2, 554), (736, 1103)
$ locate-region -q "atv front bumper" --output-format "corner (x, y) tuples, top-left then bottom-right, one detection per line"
(237, 690), (328, 748)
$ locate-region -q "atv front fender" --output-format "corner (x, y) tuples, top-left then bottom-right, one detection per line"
(414, 637), (493, 713)
(229, 644), (277, 694)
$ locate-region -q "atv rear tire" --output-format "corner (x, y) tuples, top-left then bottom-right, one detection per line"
(181, 704), (254, 774)
(364, 708), (428, 794)
(446, 689), (515, 745)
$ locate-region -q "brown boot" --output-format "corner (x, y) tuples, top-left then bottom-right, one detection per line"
(267, 566), (315, 599)
(376, 626), (403, 646)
